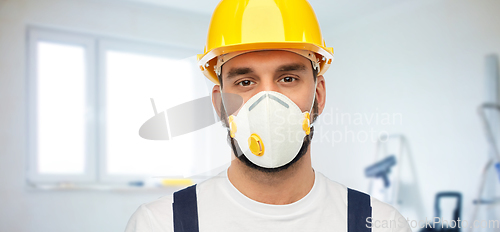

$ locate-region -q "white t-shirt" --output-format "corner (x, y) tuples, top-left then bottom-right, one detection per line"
(125, 169), (411, 232)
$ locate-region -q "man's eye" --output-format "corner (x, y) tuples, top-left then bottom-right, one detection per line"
(237, 80), (254, 86)
(280, 76), (297, 83)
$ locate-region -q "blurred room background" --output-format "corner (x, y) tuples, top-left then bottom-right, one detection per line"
(1, 0), (500, 231)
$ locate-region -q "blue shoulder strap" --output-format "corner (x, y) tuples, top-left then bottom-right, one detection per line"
(348, 188), (372, 232)
(172, 185), (371, 232)
(172, 184), (199, 232)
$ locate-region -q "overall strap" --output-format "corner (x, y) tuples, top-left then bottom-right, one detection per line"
(172, 184), (199, 232)
(347, 188), (372, 232)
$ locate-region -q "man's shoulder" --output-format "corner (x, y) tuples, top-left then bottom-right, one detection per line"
(369, 197), (411, 232)
(125, 194), (174, 232)
(142, 174), (221, 205)
(318, 171), (411, 231)
(143, 194), (174, 212)
(318, 171), (396, 208)
(140, 175), (221, 209)
(124, 174), (221, 232)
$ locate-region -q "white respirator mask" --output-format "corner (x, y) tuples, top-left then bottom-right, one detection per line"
(225, 91), (315, 168)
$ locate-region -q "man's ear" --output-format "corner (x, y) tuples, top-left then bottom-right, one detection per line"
(212, 84), (222, 118)
(315, 75), (326, 115)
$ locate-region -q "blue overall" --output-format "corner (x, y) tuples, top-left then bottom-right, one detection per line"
(172, 185), (372, 232)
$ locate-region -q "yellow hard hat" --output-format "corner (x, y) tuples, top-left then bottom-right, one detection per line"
(197, 0), (334, 84)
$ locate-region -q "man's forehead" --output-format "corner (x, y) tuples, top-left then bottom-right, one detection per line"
(222, 50), (311, 76)
(227, 50), (310, 64)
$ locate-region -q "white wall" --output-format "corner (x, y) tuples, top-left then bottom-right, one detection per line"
(312, 0), (500, 227)
(0, 0), (210, 231)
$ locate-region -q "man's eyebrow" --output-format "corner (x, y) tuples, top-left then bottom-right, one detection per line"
(276, 63), (307, 72)
(226, 67), (254, 79)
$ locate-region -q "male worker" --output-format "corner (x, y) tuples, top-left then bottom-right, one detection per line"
(126, 0), (412, 231)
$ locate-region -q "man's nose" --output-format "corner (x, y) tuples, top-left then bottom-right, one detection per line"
(256, 77), (280, 92)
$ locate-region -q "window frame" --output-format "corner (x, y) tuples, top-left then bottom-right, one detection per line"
(96, 39), (200, 184)
(27, 27), (97, 184)
(26, 26), (201, 187)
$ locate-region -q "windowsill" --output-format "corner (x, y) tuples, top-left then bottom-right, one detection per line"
(25, 181), (194, 192)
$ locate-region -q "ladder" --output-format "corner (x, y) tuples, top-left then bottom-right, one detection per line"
(468, 103), (500, 232)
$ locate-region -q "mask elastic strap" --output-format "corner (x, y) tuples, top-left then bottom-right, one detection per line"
(219, 91), (231, 130)
(308, 81), (318, 127)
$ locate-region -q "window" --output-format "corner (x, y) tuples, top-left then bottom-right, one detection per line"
(27, 27), (230, 188)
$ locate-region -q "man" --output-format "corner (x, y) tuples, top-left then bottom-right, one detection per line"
(126, 0), (412, 231)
